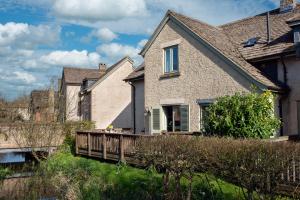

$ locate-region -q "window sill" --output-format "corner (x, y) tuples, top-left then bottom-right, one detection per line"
(159, 72), (180, 80)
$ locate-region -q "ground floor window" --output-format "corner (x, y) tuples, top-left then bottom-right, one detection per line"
(151, 105), (189, 133)
(199, 104), (210, 130)
(164, 106), (181, 132)
(197, 99), (214, 131)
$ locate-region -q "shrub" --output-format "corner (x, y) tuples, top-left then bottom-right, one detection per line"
(136, 135), (300, 199)
(62, 121), (95, 154)
(136, 135), (221, 199)
(62, 121), (95, 137)
(204, 91), (281, 139)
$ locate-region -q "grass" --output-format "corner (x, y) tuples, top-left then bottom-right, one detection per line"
(37, 149), (245, 200)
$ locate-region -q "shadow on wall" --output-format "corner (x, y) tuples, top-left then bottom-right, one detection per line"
(111, 103), (132, 129)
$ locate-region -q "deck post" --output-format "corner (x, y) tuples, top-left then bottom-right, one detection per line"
(75, 132), (78, 155)
(88, 132), (91, 156)
(103, 134), (107, 159)
(120, 134), (124, 162)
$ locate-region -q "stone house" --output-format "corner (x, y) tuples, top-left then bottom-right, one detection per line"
(80, 57), (134, 129)
(60, 64), (106, 122)
(30, 90), (57, 122)
(138, 0), (300, 135)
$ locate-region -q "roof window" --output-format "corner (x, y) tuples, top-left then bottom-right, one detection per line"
(244, 37), (259, 47)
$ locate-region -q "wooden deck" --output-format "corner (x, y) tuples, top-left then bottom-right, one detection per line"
(76, 131), (152, 164)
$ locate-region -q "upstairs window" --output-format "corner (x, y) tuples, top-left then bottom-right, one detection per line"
(164, 45), (179, 73)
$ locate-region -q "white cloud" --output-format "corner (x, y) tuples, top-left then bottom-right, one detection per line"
(40, 50), (101, 67)
(96, 42), (144, 65)
(0, 22), (29, 46)
(0, 22), (60, 49)
(53, 0), (147, 22)
(97, 43), (139, 59)
(48, 0), (281, 35)
(81, 27), (118, 43)
(13, 71), (36, 84)
(138, 39), (148, 48)
(92, 28), (118, 42)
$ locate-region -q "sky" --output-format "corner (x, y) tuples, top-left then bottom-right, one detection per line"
(0, 0), (283, 100)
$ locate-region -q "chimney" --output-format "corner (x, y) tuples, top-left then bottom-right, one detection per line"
(280, 0), (296, 13)
(99, 63), (106, 73)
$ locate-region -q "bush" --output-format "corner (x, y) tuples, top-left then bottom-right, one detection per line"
(136, 135), (300, 199)
(62, 121), (95, 154)
(204, 91), (281, 139)
(62, 121), (95, 137)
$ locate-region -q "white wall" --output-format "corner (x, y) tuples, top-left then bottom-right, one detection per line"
(91, 60), (133, 129)
(66, 85), (81, 121)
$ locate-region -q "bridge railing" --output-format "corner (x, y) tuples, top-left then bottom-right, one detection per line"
(76, 131), (153, 163)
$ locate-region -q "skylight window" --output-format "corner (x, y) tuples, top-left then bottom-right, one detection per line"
(244, 37), (258, 47)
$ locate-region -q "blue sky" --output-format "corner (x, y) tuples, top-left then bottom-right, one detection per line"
(0, 0), (282, 100)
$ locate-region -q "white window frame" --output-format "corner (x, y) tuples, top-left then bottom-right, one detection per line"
(164, 45), (179, 74)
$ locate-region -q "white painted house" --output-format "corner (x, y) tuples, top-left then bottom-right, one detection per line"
(80, 57), (134, 129)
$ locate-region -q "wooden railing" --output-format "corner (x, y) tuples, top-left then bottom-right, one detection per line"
(76, 131), (151, 163)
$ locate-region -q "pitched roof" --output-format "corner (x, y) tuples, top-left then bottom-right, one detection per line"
(124, 62), (144, 82)
(220, 5), (300, 61)
(86, 56), (134, 92)
(63, 67), (104, 84)
(168, 11), (284, 91)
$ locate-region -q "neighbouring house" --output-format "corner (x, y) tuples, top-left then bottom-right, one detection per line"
(0, 96), (30, 122)
(124, 63), (145, 134)
(139, 0), (300, 135)
(30, 90), (57, 122)
(60, 64), (106, 122)
(80, 56), (134, 130)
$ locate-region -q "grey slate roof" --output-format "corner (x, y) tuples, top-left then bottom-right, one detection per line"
(63, 67), (103, 84)
(220, 5), (300, 61)
(168, 11), (284, 90)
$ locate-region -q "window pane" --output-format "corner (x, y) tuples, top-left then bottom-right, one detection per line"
(180, 105), (189, 132)
(200, 105), (210, 131)
(173, 46), (178, 71)
(152, 109), (160, 131)
(174, 106), (181, 132)
(165, 48), (171, 73)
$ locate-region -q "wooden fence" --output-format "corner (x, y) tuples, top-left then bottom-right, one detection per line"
(76, 131), (300, 194)
(76, 131), (151, 164)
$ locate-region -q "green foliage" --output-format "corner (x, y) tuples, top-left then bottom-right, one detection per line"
(62, 121), (95, 154)
(137, 136), (300, 199)
(25, 151), (242, 200)
(62, 121), (95, 136)
(0, 167), (11, 181)
(204, 91), (281, 139)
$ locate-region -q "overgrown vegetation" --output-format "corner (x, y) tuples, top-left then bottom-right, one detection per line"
(204, 91), (281, 139)
(136, 135), (300, 199)
(10, 148), (241, 200)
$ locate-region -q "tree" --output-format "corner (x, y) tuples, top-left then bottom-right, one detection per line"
(204, 91), (281, 139)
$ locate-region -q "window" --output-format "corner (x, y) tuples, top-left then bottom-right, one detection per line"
(197, 99), (214, 131)
(164, 46), (179, 73)
(163, 105), (189, 132)
(199, 104), (210, 130)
